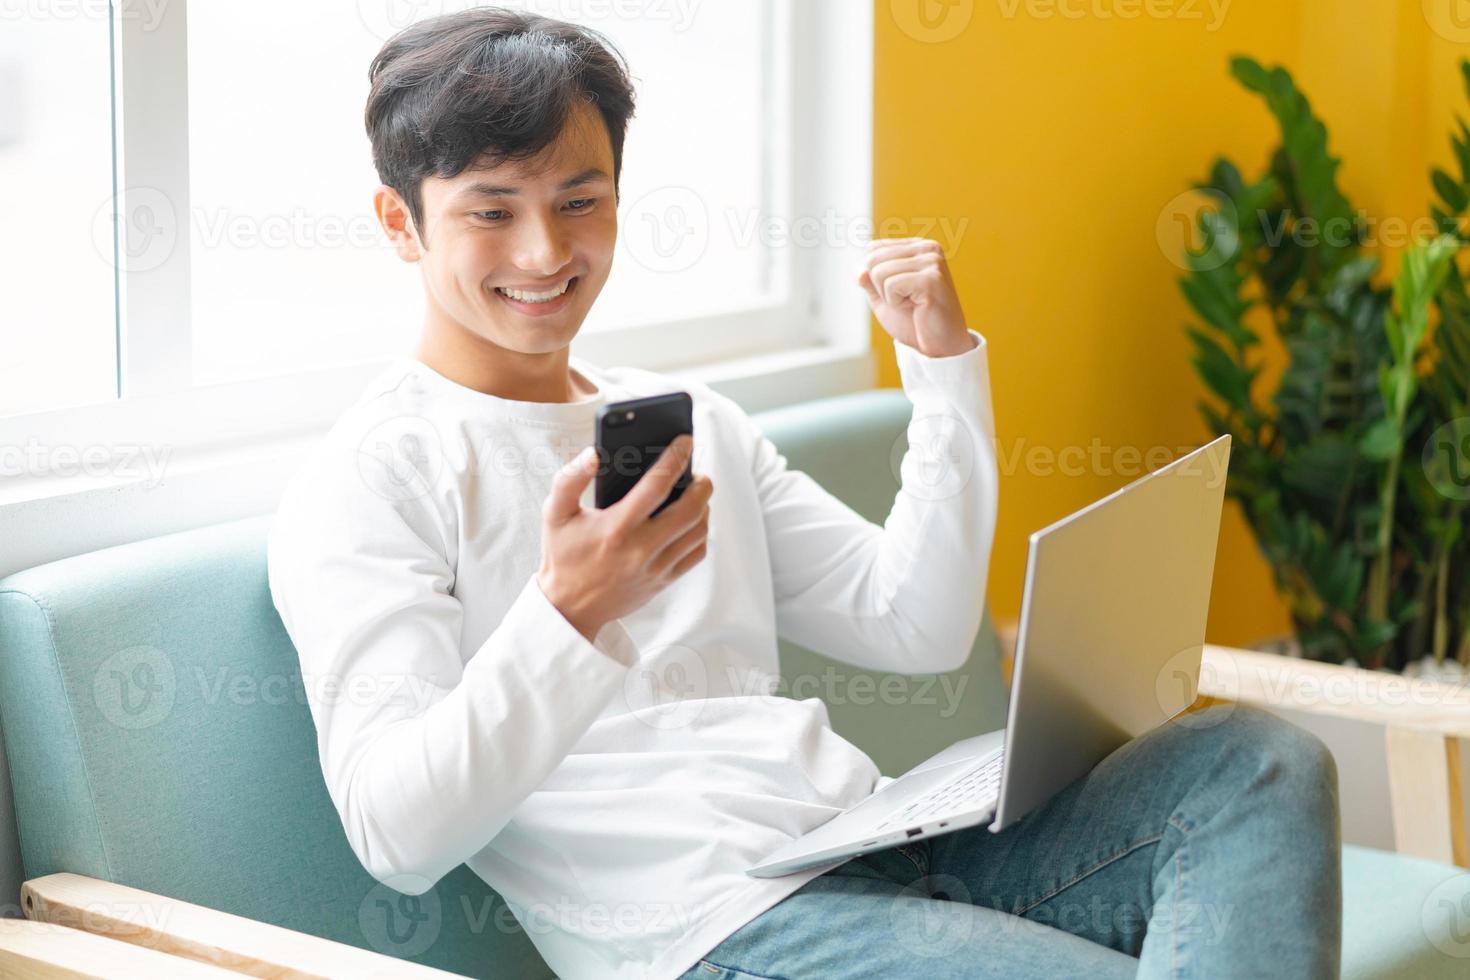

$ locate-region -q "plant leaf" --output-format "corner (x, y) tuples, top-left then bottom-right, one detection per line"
(1434, 167), (1469, 214)
(1231, 57), (1357, 274)
(1360, 417), (1399, 461)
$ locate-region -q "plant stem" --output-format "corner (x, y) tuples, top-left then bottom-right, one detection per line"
(1367, 452), (1401, 624)
(1434, 542), (1451, 663)
(1459, 611), (1470, 668)
(1454, 557), (1470, 668)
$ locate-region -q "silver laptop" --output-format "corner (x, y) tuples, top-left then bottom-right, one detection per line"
(747, 434), (1231, 878)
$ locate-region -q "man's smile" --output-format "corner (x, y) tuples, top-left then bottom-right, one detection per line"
(494, 276), (579, 315)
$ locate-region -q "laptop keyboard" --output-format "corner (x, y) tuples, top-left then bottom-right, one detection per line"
(873, 753), (1004, 832)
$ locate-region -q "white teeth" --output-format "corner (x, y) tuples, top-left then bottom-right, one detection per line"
(497, 279), (572, 303)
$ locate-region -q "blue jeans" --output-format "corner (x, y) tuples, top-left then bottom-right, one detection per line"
(679, 704), (1341, 979)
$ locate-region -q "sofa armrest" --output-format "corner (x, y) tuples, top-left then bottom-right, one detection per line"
(22, 873), (469, 979)
(997, 623), (1469, 869)
(0, 918), (243, 978)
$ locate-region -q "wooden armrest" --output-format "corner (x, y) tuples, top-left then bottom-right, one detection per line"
(996, 621), (1470, 868)
(22, 874), (468, 979)
(998, 622), (1470, 735)
(1198, 643), (1470, 736)
(0, 918), (241, 978)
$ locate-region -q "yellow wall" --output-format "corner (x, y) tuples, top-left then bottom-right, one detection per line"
(872, 0), (1470, 646)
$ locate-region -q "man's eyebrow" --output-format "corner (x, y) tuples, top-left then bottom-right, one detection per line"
(452, 167), (611, 200)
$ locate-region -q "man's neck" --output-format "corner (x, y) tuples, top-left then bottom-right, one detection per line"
(415, 320), (596, 403)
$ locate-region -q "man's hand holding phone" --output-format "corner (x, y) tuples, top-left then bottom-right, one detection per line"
(536, 434), (714, 643)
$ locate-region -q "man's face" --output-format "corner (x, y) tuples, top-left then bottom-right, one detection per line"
(407, 100), (618, 355)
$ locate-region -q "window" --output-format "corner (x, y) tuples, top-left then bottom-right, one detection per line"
(0, 14), (116, 417)
(1, 0), (871, 497)
(185, 4), (421, 388)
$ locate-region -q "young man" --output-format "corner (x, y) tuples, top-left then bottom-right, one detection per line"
(267, 9), (1342, 979)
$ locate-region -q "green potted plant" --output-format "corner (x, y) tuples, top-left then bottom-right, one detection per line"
(1179, 56), (1470, 675)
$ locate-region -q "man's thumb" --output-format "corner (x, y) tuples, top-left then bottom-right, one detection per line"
(545, 446), (599, 523)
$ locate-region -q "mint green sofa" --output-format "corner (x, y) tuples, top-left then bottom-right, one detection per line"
(0, 388), (1466, 977)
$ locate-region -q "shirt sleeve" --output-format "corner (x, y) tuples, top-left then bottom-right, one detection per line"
(740, 328), (998, 674)
(266, 444), (637, 894)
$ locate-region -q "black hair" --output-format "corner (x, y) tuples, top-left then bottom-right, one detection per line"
(365, 7), (637, 240)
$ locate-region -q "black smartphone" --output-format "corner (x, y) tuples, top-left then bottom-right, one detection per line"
(595, 392), (693, 515)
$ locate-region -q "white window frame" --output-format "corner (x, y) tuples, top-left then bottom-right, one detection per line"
(0, 0), (874, 571)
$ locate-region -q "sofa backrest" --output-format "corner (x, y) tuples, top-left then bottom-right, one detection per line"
(0, 388), (1006, 978)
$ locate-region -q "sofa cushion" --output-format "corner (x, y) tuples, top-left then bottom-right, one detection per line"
(0, 515), (541, 977)
(1343, 844), (1470, 979)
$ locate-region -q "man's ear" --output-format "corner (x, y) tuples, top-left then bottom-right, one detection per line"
(373, 185), (423, 262)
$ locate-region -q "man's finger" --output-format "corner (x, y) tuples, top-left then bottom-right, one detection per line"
(544, 446), (599, 524)
(869, 254), (937, 305)
(615, 433), (693, 523)
(864, 240), (941, 269)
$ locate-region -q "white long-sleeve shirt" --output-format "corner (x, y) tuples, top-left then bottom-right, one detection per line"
(266, 329), (998, 980)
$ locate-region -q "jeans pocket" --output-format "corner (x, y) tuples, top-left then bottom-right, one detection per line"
(895, 841), (930, 877)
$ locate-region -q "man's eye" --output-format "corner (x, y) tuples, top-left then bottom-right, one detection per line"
(565, 198), (596, 212)
(473, 210), (508, 222)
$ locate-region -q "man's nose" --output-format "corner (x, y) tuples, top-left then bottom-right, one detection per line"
(512, 216), (573, 276)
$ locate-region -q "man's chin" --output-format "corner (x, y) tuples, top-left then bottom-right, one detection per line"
(477, 316), (586, 356)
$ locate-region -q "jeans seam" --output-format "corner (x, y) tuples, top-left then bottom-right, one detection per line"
(1170, 817), (1192, 980)
(1012, 833), (1165, 916)
(699, 957), (790, 980)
